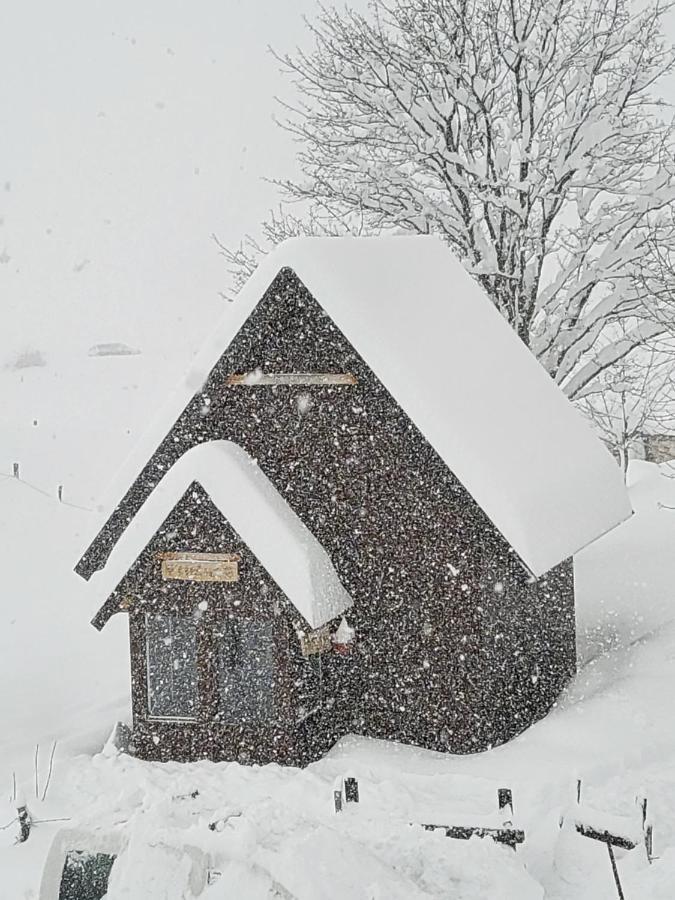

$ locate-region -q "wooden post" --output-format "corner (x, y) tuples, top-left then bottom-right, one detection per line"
(345, 777), (359, 804)
(637, 796), (647, 828)
(16, 805), (31, 843)
(498, 788), (513, 822)
(645, 824), (654, 864)
(637, 795), (653, 864)
(606, 844), (625, 900)
(333, 777), (344, 814)
(576, 778), (582, 804)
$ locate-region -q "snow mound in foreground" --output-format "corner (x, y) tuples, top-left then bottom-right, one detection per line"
(32, 752), (542, 900)
(2, 463), (675, 898)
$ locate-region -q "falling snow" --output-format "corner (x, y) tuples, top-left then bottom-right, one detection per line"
(3, 1), (675, 897)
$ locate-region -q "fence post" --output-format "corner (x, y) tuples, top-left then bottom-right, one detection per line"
(17, 804), (31, 843)
(498, 788), (513, 824)
(345, 776), (359, 805)
(645, 824), (654, 863)
(333, 777), (344, 814)
(636, 795), (654, 863)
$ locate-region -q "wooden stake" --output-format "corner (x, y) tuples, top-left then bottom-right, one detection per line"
(498, 788), (513, 822)
(333, 776), (344, 813)
(607, 843), (625, 900)
(345, 777), (359, 804)
(636, 795), (654, 863)
(637, 795), (647, 828)
(645, 824), (654, 864)
(16, 805), (30, 843)
(333, 789), (343, 813)
(41, 741), (57, 802)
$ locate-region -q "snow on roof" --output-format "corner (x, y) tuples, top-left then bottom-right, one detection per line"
(91, 236), (631, 578)
(91, 440), (353, 630)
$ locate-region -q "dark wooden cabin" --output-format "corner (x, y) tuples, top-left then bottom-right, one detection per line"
(76, 236), (631, 764)
(89, 441), (355, 764)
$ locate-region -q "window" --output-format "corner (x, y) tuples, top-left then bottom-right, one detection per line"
(216, 619), (276, 724)
(146, 613), (198, 720)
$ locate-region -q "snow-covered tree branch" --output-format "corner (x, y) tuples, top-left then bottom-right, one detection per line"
(224, 0), (675, 396)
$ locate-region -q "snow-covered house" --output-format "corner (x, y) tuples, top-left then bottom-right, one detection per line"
(89, 440), (353, 763)
(76, 237), (631, 764)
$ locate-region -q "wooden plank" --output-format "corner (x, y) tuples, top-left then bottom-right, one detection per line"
(162, 559), (238, 582)
(574, 822), (637, 851)
(157, 552), (241, 562)
(419, 823), (525, 848)
(225, 372), (357, 386)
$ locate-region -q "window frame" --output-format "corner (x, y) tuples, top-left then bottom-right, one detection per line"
(135, 590), (302, 731)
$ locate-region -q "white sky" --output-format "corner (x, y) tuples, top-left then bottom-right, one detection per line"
(1, 0), (674, 500)
(2, 0), (674, 362)
(0, 0), (368, 364)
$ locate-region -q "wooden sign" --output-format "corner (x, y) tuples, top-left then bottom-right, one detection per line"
(159, 552), (240, 583)
(299, 626), (332, 657)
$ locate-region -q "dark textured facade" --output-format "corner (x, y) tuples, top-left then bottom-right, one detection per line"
(79, 268), (576, 763)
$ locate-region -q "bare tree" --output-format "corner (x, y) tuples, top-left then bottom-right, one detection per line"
(214, 206), (346, 294)
(224, 0), (675, 396)
(579, 336), (675, 478)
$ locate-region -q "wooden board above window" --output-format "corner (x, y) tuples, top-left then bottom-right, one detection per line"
(157, 552), (240, 583)
(225, 372), (357, 386)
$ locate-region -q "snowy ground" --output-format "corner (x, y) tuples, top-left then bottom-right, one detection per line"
(2, 462), (675, 897)
(3, 346), (675, 897)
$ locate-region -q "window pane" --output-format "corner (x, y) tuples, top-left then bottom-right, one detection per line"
(146, 613), (198, 719)
(217, 620), (276, 724)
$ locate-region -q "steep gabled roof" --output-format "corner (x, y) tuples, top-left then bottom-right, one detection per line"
(90, 440), (353, 630)
(79, 236), (631, 579)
